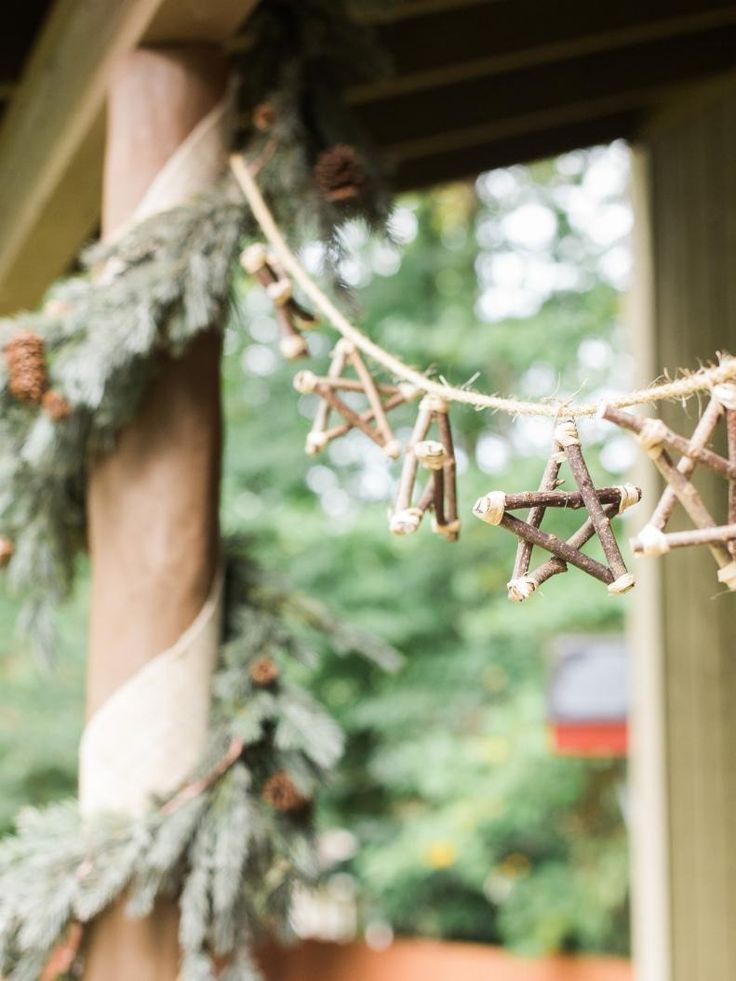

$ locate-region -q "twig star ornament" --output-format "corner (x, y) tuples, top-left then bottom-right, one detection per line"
(390, 395), (460, 540)
(296, 338), (419, 458)
(602, 380), (736, 590)
(240, 243), (318, 360)
(473, 418), (640, 600)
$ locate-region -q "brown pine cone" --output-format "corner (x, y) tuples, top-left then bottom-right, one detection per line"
(252, 101), (277, 132)
(261, 771), (309, 813)
(0, 537), (13, 567)
(42, 389), (72, 422)
(249, 655), (280, 687)
(5, 330), (48, 405)
(313, 145), (367, 203)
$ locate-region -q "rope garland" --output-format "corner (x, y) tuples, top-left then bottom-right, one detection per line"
(230, 153), (736, 418)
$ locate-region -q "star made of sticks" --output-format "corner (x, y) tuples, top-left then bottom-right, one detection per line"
(473, 417), (640, 601)
(294, 339), (420, 459)
(602, 380), (736, 591)
(241, 243), (318, 360)
(390, 394), (460, 540)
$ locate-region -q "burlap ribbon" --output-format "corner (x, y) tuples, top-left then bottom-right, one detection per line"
(79, 96), (231, 818)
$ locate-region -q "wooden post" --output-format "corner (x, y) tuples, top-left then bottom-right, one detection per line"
(83, 45), (228, 981)
(629, 78), (736, 981)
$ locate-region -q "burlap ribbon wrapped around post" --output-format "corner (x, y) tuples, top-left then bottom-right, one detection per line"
(80, 94), (231, 819)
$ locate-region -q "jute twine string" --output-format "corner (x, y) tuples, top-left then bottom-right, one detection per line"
(230, 153), (736, 419)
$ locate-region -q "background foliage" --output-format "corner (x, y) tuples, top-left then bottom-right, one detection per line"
(0, 143), (634, 956)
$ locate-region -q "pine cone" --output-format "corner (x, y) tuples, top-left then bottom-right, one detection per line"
(5, 330), (48, 405)
(0, 537), (13, 567)
(42, 389), (72, 422)
(261, 771), (309, 813)
(313, 145), (367, 203)
(252, 102), (277, 132)
(249, 655), (280, 687)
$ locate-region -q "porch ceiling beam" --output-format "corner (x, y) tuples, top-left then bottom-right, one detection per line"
(391, 109), (643, 191)
(0, 0), (258, 315)
(354, 26), (736, 154)
(355, 0), (736, 102)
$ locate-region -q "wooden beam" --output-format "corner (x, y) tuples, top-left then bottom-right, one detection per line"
(0, 0), (163, 311)
(145, 0), (257, 44)
(0, 113), (105, 312)
(0, 0), (50, 87)
(354, 26), (736, 154)
(0, 0), (258, 314)
(392, 109), (644, 191)
(354, 0), (736, 102)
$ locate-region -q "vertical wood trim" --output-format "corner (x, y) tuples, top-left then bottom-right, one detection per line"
(627, 147), (671, 981)
(635, 83), (736, 981)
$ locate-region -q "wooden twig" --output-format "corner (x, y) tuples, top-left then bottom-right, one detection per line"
(556, 418), (633, 592)
(313, 383), (394, 451)
(273, 304), (308, 360)
(604, 398), (736, 580)
(294, 371), (399, 396)
(507, 501), (624, 601)
(603, 399), (723, 530)
(511, 445), (563, 582)
(636, 442), (732, 568)
(415, 439), (449, 534)
(160, 737), (244, 816)
(306, 341), (349, 453)
(240, 243), (313, 360)
(41, 922), (84, 981)
(416, 478), (436, 514)
(502, 487), (640, 511)
(302, 341), (411, 458)
(318, 391), (408, 445)
(602, 402), (732, 478)
(431, 465), (447, 527)
(392, 398), (433, 518)
(728, 408), (736, 558)
(632, 523), (736, 552)
(346, 343), (399, 456)
(391, 396), (459, 540)
(435, 408), (460, 540)
(267, 252), (319, 326)
(495, 511), (614, 585)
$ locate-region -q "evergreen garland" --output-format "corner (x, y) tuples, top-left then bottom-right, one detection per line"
(0, 186), (248, 657)
(0, 0), (389, 659)
(0, 1), (396, 976)
(0, 545), (399, 980)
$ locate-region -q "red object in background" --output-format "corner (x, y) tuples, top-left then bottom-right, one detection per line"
(547, 635), (628, 758)
(549, 720), (628, 757)
(259, 939), (632, 981)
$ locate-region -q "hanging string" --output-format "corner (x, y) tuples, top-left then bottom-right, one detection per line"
(230, 154), (736, 419)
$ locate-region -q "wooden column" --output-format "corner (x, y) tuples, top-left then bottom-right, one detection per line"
(629, 77), (736, 981)
(83, 46), (227, 981)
